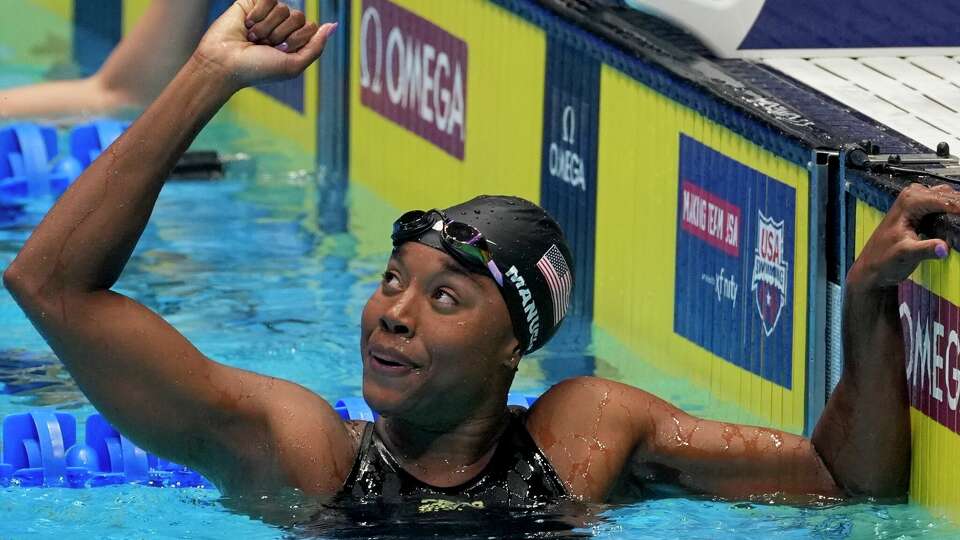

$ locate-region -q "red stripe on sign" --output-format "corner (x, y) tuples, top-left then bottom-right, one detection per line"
(679, 180), (741, 257)
(899, 280), (960, 434)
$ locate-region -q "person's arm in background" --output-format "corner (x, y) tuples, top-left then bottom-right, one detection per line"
(3, 1), (350, 495)
(0, 0), (210, 121)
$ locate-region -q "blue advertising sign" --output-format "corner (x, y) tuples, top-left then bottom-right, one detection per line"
(673, 134), (795, 388)
(539, 36), (599, 348)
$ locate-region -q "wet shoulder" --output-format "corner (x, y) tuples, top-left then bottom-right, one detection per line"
(259, 382), (363, 495)
(524, 376), (657, 501)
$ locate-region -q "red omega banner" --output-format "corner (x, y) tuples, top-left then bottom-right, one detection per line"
(358, 0), (468, 159)
(900, 280), (960, 433)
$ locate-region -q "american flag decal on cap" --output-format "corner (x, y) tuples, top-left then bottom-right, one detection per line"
(536, 244), (572, 325)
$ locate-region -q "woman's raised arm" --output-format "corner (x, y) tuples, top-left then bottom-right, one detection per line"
(2, 1), (350, 494)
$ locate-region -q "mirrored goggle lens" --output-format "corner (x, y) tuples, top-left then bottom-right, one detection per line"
(392, 210), (434, 241)
(444, 221), (483, 245)
(440, 220), (504, 287)
(444, 223), (491, 262)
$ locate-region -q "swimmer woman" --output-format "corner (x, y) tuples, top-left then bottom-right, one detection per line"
(4, 0), (955, 509)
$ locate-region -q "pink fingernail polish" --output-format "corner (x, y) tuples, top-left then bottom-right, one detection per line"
(247, 30), (257, 41)
(275, 42), (289, 52)
(329, 22), (339, 37)
(245, 18), (254, 28)
(936, 244), (949, 258)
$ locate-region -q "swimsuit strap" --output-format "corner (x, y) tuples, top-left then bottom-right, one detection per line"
(339, 421), (376, 497)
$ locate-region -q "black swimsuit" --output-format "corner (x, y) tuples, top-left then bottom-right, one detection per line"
(298, 410), (596, 538)
(338, 407), (568, 509)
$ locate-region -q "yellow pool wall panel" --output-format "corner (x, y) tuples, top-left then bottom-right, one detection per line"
(226, 83), (318, 157)
(594, 65), (809, 433)
(3, 1), (72, 68)
(30, 0), (71, 17)
(348, 0), (544, 213)
(855, 200), (960, 523)
(122, 0), (151, 34)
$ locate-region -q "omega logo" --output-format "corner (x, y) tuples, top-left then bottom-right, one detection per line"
(548, 104), (586, 191)
(359, 7), (383, 94)
(561, 105), (575, 144)
(358, 0), (466, 146)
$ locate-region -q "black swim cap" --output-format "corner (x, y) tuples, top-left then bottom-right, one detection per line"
(400, 195), (574, 354)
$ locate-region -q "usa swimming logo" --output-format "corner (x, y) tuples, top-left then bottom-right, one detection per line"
(751, 211), (789, 336)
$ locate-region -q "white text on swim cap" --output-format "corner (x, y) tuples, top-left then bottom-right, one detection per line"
(506, 265), (540, 351)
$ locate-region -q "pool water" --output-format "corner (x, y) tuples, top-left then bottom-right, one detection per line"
(0, 98), (957, 538)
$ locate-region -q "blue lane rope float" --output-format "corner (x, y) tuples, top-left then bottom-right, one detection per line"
(0, 120), (124, 228)
(0, 410), (210, 489)
(0, 120), (237, 220)
(0, 394), (539, 488)
(0, 120), (127, 213)
(68, 119), (128, 169)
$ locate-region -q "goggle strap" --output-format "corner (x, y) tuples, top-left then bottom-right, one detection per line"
(487, 260), (504, 288)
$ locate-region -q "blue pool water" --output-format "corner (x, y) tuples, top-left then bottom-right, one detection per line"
(0, 113), (956, 537)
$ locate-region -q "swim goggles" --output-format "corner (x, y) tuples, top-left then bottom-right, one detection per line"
(391, 209), (504, 287)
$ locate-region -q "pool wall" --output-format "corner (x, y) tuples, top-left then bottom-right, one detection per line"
(5, 0), (960, 524)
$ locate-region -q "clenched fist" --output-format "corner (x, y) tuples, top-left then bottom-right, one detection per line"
(193, 0), (336, 90)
